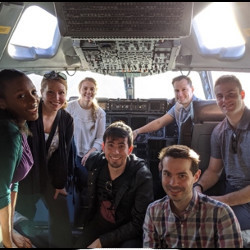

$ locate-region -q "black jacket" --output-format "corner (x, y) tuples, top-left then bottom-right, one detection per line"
(84, 151), (154, 247)
(19, 101), (74, 194)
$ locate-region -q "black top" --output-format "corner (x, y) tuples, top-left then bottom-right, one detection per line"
(18, 101), (74, 194)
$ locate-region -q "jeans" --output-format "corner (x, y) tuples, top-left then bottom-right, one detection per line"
(73, 156), (88, 227)
(226, 182), (250, 230)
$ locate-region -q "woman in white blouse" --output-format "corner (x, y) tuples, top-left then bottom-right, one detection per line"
(66, 77), (106, 226)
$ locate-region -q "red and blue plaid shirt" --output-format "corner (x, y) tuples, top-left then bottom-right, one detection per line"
(143, 190), (243, 248)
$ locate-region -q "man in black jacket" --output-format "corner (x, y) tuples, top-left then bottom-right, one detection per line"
(74, 121), (154, 248)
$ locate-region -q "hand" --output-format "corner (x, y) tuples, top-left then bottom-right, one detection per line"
(53, 188), (67, 199)
(81, 154), (89, 166)
(87, 238), (102, 248)
(2, 239), (18, 248)
(81, 148), (97, 166)
(12, 231), (32, 248)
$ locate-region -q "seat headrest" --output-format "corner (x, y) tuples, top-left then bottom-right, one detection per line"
(191, 100), (225, 123)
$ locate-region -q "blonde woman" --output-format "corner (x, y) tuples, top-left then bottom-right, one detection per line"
(16, 71), (74, 248)
(66, 77), (106, 226)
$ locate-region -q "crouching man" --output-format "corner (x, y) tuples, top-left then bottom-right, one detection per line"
(74, 121), (154, 248)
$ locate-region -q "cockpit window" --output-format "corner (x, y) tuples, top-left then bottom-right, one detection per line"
(193, 2), (245, 59)
(134, 71), (205, 100)
(28, 71), (205, 101)
(8, 6), (60, 60)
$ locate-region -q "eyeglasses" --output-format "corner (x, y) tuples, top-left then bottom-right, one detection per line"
(105, 181), (112, 193)
(105, 181), (115, 210)
(231, 132), (238, 154)
(43, 71), (67, 80)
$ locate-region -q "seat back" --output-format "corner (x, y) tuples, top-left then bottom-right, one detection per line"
(178, 116), (193, 147)
(191, 100), (226, 195)
(190, 100), (225, 173)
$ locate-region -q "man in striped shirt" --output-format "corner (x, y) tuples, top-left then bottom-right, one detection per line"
(143, 145), (243, 248)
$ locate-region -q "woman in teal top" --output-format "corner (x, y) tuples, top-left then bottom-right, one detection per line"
(0, 69), (39, 248)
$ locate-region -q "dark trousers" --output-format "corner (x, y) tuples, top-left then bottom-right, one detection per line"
(73, 155), (88, 227)
(74, 212), (142, 248)
(75, 155), (88, 190)
(16, 179), (73, 248)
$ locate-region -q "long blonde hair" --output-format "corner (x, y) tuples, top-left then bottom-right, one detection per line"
(78, 77), (99, 130)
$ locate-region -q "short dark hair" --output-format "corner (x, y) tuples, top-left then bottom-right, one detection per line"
(215, 75), (242, 92)
(158, 144), (200, 175)
(103, 121), (133, 147)
(0, 69), (31, 133)
(0, 69), (26, 98)
(172, 75), (192, 87)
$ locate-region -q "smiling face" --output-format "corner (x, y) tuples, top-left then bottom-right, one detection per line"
(161, 156), (200, 211)
(41, 80), (67, 112)
(79, 79), (97, 105)
(103, 136), (133, 171)
(214, 81), (245, 116)
(0, 75), (39, 123)
(173, 78), (194, 108)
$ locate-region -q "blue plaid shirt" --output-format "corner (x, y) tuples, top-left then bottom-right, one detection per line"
(143, 190), (243, 248)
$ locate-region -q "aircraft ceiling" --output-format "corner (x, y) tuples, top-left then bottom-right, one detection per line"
(0, 2), (250, 76)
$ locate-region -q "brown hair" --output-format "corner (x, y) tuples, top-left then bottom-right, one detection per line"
(215, 75), (242, 92)
(159, 144), (200, 175)
(172, 75), (192, 87)
(103, 121), (133, 147)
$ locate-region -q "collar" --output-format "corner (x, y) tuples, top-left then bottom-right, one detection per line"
(167, 191), (197, 220)
(225, 106), (250, 131)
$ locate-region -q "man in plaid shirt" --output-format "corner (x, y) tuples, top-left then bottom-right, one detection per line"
(143, 145), (243, 248)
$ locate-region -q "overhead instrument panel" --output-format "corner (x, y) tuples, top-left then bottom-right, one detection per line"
(54, 2), (193, 39)
(54, 2), (194, 76)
